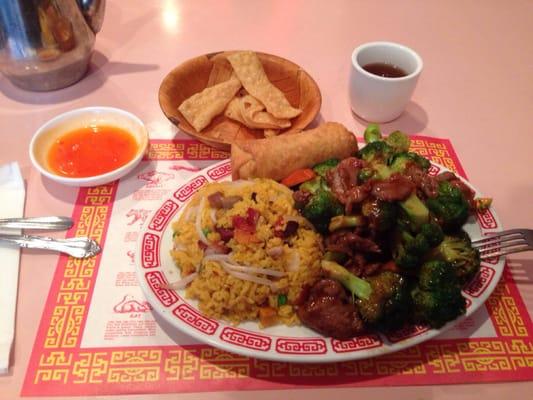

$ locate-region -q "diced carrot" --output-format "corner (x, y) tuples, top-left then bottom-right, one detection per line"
(259, 306), (278, 327)
(281, 168), (316, 187)
(234, 228), (262, 244)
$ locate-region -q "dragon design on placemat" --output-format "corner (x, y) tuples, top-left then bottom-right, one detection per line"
(113, 294), (152, 313)
(125, 209), (150, 226)
(137, 170), (174, 187)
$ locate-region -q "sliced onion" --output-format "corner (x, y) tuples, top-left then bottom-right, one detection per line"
(173, 243), (186, 252)
(184, 206), (198, 222)
(203, 247), (219, 257)
(195, 197), (209, 245)
(286, 250), (300, 272)
(209, 208), (217, 223)
(266, 246), (284, 258)
(161, 272), (198, 290)
(222, 261), (285, 277)
(203, 253), (232, 263)
(222, 263), (278, 290)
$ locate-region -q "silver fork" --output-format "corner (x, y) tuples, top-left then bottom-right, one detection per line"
(471, 229), (533, 260)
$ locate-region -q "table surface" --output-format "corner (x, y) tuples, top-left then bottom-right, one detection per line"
(1, 0), (532, 398)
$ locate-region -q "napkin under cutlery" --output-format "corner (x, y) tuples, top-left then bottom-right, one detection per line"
(0, 162), (25, 375)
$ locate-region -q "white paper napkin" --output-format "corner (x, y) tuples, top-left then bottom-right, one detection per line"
(0, 162), (25, 375)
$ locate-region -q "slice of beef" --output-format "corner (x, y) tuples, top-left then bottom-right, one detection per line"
(293, 189), (312, 206)
(436, 171), (457, 182)
(297, 279), (364, 339)
(404, 165), (439, 198)
(371, 173), (415, 201)
(343, 183), (372, 214)
(326, 230), (381, 256)
(344, 253), (366, 276)
(326, 157), (365, 203)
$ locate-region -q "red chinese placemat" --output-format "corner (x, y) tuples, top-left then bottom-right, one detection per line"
(22, 137), (533, 396)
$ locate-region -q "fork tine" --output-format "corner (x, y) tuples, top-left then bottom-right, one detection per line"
(474, 237), (528, 251)
(471, 231), (524, 247)
(480, 244), (533, 259)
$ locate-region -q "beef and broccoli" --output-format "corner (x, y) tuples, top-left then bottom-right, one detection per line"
(288, 124), (490, 339)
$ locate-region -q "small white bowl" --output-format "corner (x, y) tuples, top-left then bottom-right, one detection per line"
(30, 106), (149, 187)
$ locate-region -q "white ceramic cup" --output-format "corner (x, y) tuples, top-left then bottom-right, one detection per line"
(349, 41), (423, 123)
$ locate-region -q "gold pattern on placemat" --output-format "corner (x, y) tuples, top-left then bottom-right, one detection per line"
(164, 349), (199, 381)
(198, 348), (250, 379)
(148, 142), (228, 160)
(44, 193), (112, 349)
(410, 139), (458, 172)
(485, 271), (528, 337)
(426, 339), (533, 373)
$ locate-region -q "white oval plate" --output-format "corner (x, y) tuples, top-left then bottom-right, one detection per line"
(135, 159), (504, 363)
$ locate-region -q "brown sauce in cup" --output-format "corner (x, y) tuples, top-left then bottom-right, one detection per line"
(362, 62), (407, 78)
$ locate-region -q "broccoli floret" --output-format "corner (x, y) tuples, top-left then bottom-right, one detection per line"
(373, 163), (393, 180)
(405, 232), (430, 255)
(418, 260), (455, 290)
(328, 215), (366, 232)
(411, 260), (466, 328)
(420, 223), (444, 247)
(357, 167), (375, 182)
(399, 192), (430, 229)
(392, 223), (442, 270)
(392, 221), (444, 272)
(357, 141), (395, 164)
(389, 151), (431, 173)
(299, 176), (322, 193)
(364, 124), (383, 143)
(321, 260), (372, 300)
(429, 232), (480, 284)
(392, 229), (422, 270)
(357, 138), (399, 181)
(301, 187), (344, 233)
(395, 250), (420, 270)
(385, 130), (411, 153)
(362, 199), (398, 233)
(411, 286), (466, 328)
(299, 176), (344, 232)
(357, 271), (411, 331)
(313, 158), (340, 178)
(426, 181), (469, 233)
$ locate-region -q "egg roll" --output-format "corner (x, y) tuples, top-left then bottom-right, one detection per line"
(231, 122), (358, 181)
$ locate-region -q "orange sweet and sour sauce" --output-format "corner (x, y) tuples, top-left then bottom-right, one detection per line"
(47, 125), (138, 178)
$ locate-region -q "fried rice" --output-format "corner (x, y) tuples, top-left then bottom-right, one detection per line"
(170, 179), (323, 327)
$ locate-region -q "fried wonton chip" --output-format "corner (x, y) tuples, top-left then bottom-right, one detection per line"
(227, 51), (302, 120)
(224, 97), (245, 124)
(178, 75), (241, 132)
(225, 95), (291, 130)
(240, 95), (291, 129)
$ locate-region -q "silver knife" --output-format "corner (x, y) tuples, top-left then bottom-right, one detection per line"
(0, 216), (73, 230)
(0, 234), (101, 258)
